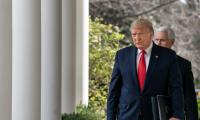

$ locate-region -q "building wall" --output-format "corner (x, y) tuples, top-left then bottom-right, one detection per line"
(0, 0), (12, 119)
(61, 0), (76, 113)
(0, 0), (88, 119)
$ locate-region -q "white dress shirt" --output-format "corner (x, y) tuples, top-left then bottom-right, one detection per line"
(136, 42), (153, 72)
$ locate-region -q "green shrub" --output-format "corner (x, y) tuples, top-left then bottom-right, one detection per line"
(197, 99), (200, 119)
(62, 17), (124, 120)
(62, 105), (103, 120)
(89, 17), (125, 119)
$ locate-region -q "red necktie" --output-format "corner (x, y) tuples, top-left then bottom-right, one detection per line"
(138, 50), (146, 92)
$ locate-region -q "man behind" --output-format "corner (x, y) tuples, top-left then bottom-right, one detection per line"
(154, 26), (198, 120)
(107, 18), (184, 120)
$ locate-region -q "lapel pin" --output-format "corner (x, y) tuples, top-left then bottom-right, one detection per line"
(155, 55), (159, 59)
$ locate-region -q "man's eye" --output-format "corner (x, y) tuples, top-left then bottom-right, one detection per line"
(132, 34), (136, 36)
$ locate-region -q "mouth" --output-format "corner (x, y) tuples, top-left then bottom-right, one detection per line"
(135, 42), (142, 45)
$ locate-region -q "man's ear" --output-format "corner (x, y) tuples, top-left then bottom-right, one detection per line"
(151, 32), (154, 39)
(171, 40), (175, 45)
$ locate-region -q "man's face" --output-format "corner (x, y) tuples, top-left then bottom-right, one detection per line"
(154, 31), (174, 48)
(131, 25), (153, 50)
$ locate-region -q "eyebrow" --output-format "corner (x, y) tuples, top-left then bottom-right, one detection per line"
(155, 38), (168, 41)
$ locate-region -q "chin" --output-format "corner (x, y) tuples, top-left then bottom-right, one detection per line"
(135, 45), (144, 50)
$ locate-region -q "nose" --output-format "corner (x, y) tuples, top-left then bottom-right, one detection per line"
(155, 39), (161, 45)
(157, 40), (161, 45)
(135, 34), (141, 40)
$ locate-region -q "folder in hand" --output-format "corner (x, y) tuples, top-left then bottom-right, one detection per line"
(151, 95), (172, 120)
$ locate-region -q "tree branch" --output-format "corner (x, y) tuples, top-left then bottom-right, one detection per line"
(123, 0), (179, 18)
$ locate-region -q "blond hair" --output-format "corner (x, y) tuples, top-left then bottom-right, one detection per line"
(130, 18), (154, 35)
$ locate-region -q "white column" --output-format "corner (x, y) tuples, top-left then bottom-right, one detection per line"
(75, 0), (89, 105)
(12, 0), (41, 120)
(41, 0), (61, 119)
(0, 0), (12, 120)
(61, 0), (76, 113)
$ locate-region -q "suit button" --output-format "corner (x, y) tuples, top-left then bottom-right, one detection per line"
(140, 111), (142, 115)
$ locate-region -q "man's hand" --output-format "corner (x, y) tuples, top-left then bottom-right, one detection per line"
(169, 117), (180, 120)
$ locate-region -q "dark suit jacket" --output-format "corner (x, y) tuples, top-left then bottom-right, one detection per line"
(177, 56), (198, 120)
(107, 44), (184, 120)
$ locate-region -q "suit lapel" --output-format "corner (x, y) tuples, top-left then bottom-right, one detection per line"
(129, 46), (140, 93)
(142, 44), (160, 93)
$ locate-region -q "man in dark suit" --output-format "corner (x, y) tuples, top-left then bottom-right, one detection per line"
(154, 26), (198, 120)
(107, 18), (184, 120)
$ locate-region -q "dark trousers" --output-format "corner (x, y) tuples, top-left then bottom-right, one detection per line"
(138, 115), (143, 120)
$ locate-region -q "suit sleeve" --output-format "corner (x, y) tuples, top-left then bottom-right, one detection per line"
(107, 51), (122, 120)
(183, 62), (198, 120)
(168, 53), (185, 119)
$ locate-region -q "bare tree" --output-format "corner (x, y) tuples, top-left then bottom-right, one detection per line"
(90, 0), (200, 80)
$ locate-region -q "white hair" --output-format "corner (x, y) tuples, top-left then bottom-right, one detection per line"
(156, 26), (175, 41)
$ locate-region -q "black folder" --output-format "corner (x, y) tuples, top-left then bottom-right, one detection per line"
(151, 95), (172, 120)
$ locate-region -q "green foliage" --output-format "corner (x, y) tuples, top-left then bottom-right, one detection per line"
(197, 99), (200, 119)
(89, 17), (125, 119)
(62, 105), (103, 120)
(194, 79), (200, 89)
(62, 17), (125, 120)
